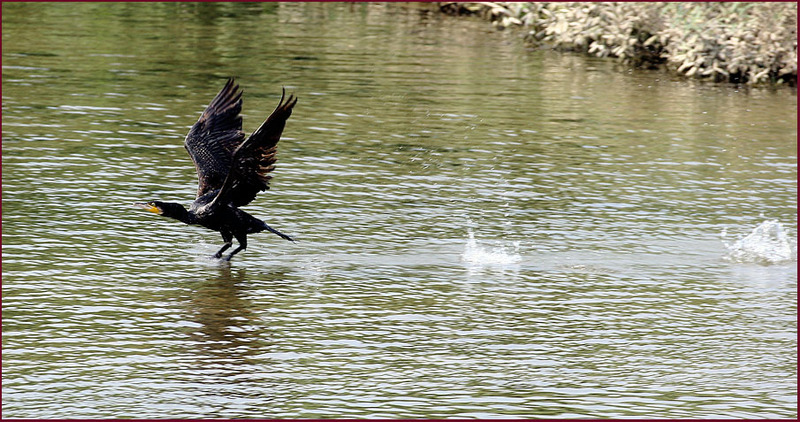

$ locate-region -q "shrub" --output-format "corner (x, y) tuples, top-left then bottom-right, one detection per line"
(440, 2), (797, 85)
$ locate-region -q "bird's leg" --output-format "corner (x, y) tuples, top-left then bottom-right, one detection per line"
(225, 234), (248, 261)
(214, 243), (232, 259)
(214, 232), (234, 259)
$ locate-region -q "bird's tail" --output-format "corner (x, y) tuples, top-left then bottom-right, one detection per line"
(262, 222), (295, 243)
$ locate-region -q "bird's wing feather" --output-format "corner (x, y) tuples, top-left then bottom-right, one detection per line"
(183, 78), (246, 198)
(211, 88), (297, 208)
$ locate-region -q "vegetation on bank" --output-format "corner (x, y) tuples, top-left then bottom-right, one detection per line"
(440, 2), (797, 85)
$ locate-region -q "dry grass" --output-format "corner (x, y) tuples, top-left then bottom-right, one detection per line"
(440, 2), (797, 85)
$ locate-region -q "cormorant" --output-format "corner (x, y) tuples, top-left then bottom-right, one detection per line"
(136, 78), (297, 261)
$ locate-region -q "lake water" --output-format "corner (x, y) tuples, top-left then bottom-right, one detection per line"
(2, 2), (797, 418)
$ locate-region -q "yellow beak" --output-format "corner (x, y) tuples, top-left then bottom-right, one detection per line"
(134, 202), (162, 214)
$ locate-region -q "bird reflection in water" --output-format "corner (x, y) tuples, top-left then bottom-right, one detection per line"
(182, 265), (290, 375)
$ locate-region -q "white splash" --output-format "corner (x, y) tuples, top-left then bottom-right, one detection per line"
(462, 228), (522, 266)
(722, 219), (796, 265)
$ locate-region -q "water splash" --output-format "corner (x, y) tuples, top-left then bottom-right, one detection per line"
(722, 219), (796, 265)
(462, 228), (521, 266)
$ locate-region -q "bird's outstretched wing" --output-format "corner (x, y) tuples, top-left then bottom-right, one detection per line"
(212, 88), (298, 208)
(183, 78), (245, 198)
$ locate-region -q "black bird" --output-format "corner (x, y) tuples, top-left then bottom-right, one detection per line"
(136, 78), (297, 261)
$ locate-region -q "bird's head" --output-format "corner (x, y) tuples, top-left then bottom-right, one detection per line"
(134, 201), (189, 221)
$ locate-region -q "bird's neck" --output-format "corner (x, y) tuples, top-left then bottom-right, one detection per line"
(166, 205), (197, 225)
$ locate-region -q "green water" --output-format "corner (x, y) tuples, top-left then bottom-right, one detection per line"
(2, 2), (796, 418)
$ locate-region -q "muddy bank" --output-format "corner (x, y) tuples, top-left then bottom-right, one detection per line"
(440, 2), (797, 86)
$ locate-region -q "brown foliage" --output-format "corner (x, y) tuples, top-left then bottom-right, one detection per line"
(440, 2), (797, 85)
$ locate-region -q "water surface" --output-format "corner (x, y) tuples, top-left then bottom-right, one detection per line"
(2, 2), (797, 418)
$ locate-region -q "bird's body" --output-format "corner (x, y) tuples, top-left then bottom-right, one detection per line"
(137, 78), (297, 260)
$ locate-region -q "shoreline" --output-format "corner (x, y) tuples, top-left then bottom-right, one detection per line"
(439, 2), (797, 87)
